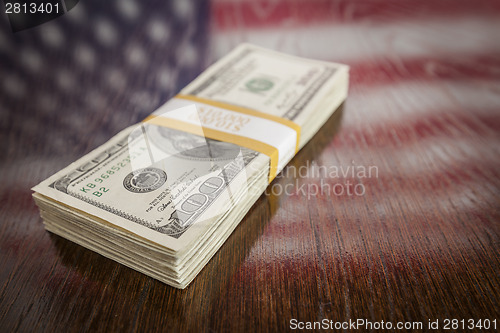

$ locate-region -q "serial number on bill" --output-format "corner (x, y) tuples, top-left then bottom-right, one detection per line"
(5, 2), (61, 14)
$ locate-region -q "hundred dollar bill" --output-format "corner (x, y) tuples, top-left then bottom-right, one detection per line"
(32, 44), (349, 288)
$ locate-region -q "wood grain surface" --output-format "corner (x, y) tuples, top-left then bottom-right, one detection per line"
(1, 0), (499, 331)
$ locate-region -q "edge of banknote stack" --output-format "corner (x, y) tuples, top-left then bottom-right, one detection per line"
(32, 43), (349, 289)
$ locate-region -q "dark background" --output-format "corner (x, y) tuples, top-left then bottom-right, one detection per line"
(1, 0), (499, 331)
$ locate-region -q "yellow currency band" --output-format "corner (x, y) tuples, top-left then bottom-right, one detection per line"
(142, 94), (302, 183)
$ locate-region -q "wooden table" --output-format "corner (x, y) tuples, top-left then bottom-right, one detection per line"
(1, 0), (499, 331)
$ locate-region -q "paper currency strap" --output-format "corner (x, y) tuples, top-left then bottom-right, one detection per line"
(142, 94), (302, 183)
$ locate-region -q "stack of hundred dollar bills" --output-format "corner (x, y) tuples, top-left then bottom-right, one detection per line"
(32, 44), (349, 288)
